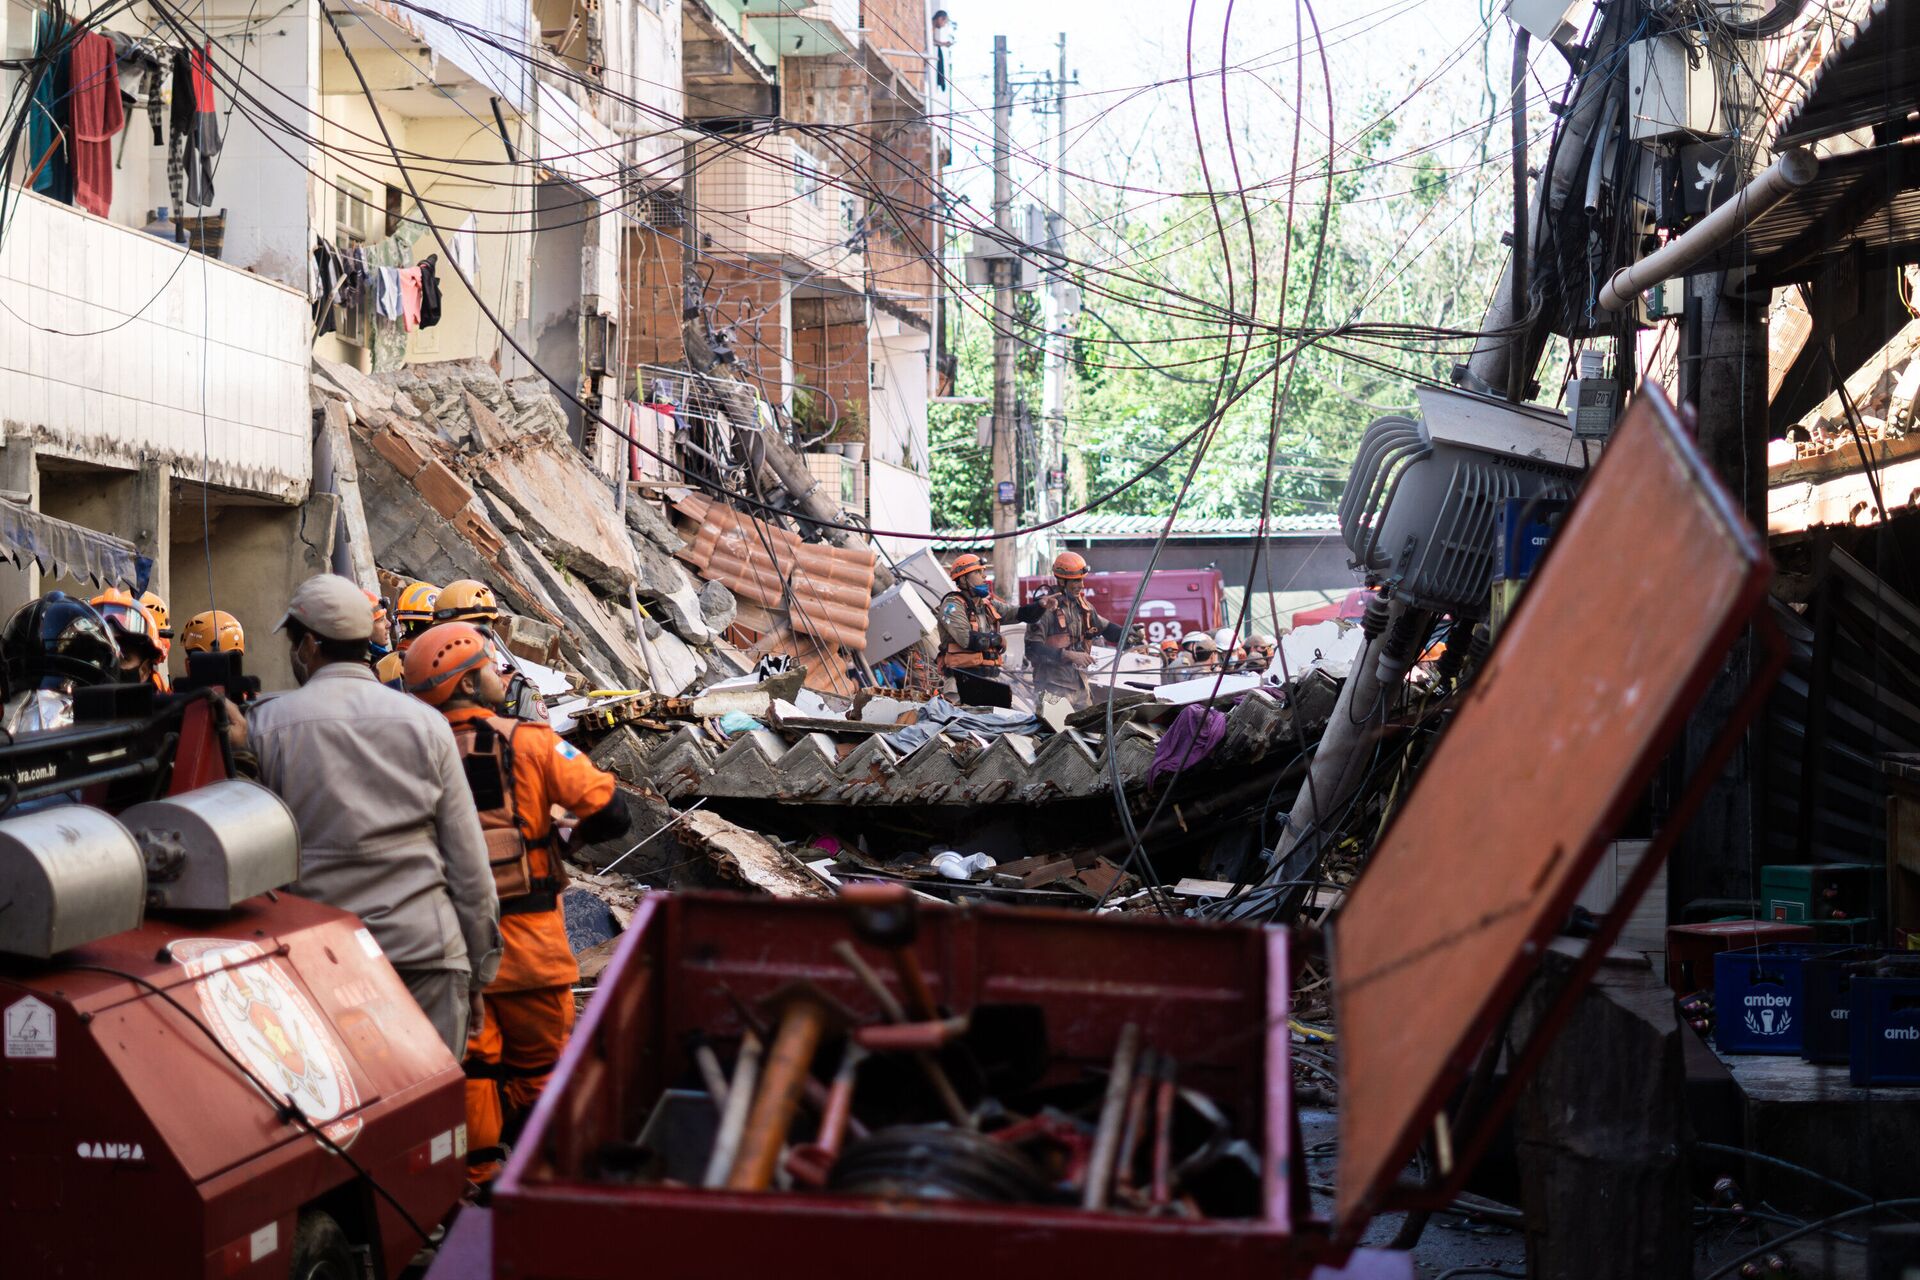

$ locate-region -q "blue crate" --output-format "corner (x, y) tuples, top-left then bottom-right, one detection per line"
(1712, 944), (1853, 1054)
(1848, 976), (1920, 1085)
(1799, 948), (1882, 1064)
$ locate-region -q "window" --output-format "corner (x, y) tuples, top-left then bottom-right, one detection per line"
(793, 148), (825, 205)
(332, 179), (374, 347)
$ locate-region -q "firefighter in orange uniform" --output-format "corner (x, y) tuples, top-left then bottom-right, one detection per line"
(1027, 551), (1130, 706)
(935, 553), (1042, 708)
(404, 622), (631, 1177)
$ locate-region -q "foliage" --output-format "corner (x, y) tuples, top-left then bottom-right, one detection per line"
(931, 51), (1517, 530)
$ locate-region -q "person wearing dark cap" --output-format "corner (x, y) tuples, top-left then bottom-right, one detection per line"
(247, 574), (501, 1056)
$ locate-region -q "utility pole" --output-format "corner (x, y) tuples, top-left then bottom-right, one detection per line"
(1672, 22), (1767, 912)
(1037, 32), (1073, 559)
(991, 35), (1018, 594)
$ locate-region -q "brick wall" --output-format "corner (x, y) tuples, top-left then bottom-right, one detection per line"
(621, 226), (686, 373)
(702, 260), (788, 403)
(792, 297), (870, 443)
(861, 0), (929, 90)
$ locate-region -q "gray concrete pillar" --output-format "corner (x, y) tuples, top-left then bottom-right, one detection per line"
(134, 461), (171, 605)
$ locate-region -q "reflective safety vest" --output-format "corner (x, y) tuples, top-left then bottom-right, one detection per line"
(451, 715), (561, 915)
(938, 591), (1004, 671)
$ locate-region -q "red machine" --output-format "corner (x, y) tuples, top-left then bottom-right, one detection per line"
(0, 690), (467, 1279)
(1018, 569), (1224, 646)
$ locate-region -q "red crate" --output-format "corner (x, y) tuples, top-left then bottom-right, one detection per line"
(485, 892), (1391, 1278)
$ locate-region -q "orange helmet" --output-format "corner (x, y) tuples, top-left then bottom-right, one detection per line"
(181, 610), (245, 654)
(434, 579), (498, 623)
(139, 591), (171, 637)
(1052, 551), (1088, 580)
(395, 580), (441, 625)
(91, 589), (164, 660)
(403, 622), (491, 706)
(949, 553), (986, 581)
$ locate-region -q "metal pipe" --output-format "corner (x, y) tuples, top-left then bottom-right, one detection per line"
(1598, 149), (1818, 312)
(1507, 27), (1530, 404)
(1083, 1023), (1142, 1211)
(702, 1032), (762, 1188)
(832, 940), (972, 1127)
(728, 995), (832, 1191)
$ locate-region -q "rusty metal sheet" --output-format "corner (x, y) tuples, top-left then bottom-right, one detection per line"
(1332, 385), (1771, 1233)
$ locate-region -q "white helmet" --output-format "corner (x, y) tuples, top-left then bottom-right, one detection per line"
(1213, 627), (1236, 650)
(1180, 630), (1209, 647)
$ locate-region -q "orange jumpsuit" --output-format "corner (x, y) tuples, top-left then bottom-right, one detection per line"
(444, 707), (617, 1174)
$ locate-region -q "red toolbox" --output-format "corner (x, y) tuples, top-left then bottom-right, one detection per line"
(488, 892), (1369, 1276)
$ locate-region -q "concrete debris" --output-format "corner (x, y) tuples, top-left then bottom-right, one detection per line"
(630, 684), (1326, 806)
(675, 808), (832, 898)
(698, 579), (737, 632)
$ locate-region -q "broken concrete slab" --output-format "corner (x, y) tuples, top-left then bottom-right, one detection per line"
(624, 493), (687, 555)
(676, 809), (831, 899)
(631, 529), (711, 642)
(698, 579), (736, 632)
(472, 439), (637, 596)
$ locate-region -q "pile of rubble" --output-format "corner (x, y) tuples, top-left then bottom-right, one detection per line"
(309, 354), (1352, 931)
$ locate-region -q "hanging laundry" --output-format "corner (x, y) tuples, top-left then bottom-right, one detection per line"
(166, 46), (193, 215)
(364, 232), (412, 372)
(417, 256), (442, 328)
(182, 45), (222, 207)
(28, 13), (74, 204)
(312, 239), (343, 336)
(398, 265), (424, 331)
(68, 32), (126, 219)
(374, 265), (402, 320)
(449, 214), (478, 279)
(105, 33), (167, 146)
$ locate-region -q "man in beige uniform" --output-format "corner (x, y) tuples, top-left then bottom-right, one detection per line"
(249, 575), (501, 1056)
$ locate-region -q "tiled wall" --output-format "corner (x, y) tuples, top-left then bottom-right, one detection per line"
(0, 191), (312, 501)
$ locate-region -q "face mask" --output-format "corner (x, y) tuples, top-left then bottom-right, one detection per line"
(970, 583), (990, 598)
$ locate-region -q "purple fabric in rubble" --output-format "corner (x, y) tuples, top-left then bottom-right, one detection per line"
(1148, 703), (1228, 788)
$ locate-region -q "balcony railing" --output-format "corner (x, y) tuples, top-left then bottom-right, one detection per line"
(695, 135), (864, 278)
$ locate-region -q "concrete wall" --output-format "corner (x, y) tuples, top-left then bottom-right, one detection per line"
(506, 180), (589, 442)
(0, 191), (312, 501)
(166, 496), (338, 693)
(870, 457), (930, 557)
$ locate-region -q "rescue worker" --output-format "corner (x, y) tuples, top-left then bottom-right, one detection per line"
(1027, 551), (1128, 706)
(405, 621), (631, 1174)
(1179, 630), (1220, 673)
(1247, 633), (1278, 667)
(0, 592), (118, 734)
(140, 591), (173, 691)
(365, 589), (402, 688)
(90, 589), (166, 688)
(249, 575), (500, 1057)
(435, 579), (541, 719)
(377, 581), (440, 686)
(935, 553), (1042, 708)
(181, 609), (245, 655)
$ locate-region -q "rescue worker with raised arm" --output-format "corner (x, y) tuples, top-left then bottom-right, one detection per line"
(935, 553), (1042, 708)
(405, 621), (631, 1178)
(1027, 551), (1128, 706)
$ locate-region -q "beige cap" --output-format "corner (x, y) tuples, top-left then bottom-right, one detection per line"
(275, 573), (374, 641)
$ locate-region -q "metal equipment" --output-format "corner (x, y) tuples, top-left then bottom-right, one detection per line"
(1339, 386), (1585, 616)
(0, 690), (468, 1279)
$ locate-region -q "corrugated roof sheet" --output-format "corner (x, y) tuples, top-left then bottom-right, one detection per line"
(674, 491), (876, 651)
(1688, 142), (1920, 285)
(931, 511), (1341, 547)
(1777, 1), (1916, 148)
